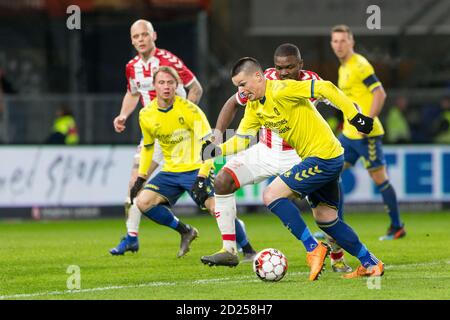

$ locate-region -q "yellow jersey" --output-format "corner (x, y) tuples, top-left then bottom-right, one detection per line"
(338, 53), (385, 139)
(138, 95), (213, 176)
(225, 79), (359, 160)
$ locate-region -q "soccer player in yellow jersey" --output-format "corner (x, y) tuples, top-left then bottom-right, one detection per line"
(331, 25), (405, 240)
(110, 66), (255, 257)
(202, 57), (384, 280)
(203, 43), (351, 273)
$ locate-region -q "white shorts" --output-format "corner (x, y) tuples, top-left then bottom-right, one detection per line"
(223, 143), (301, 187)
(133, 139), (164, 166)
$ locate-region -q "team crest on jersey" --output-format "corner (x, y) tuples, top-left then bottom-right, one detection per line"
(273, 107), (280, 116)
(179, 117), (185, 124)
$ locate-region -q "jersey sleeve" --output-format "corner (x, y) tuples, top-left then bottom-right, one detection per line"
(138, 110), (155, 176)
(139, 111), (155, 147)
(184, 101), (212, 141)
(126, 64), (138, 95)
(235, 105), (261, 138)
(162, 50), (196, 87)
(276, 80), (315, 103)
(358, 59), (382, 92)
(312, 80), (359, 120)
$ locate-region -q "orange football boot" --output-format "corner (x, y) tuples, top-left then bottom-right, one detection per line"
(306, 242), (330, 281)
(343, 261), (385, 279)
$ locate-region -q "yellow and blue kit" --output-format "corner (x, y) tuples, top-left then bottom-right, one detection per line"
(139, 96), (214, 205)
(217, 78), (384, 268)
(219, 79), (359, 208)
(337, 53), (385, 169)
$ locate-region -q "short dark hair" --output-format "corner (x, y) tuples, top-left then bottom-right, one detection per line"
(231, 57), (263, 78)
(274, 43), (302, 59)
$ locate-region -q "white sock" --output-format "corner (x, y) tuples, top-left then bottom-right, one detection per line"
(214, 193), (237, 254)
(126, 204), (142, 236)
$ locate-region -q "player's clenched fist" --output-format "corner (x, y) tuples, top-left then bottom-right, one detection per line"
(349, 113), (374, 134)
(201, 140), (222, 161)
(113, 115), (127, 133)
(191, 176), (209, 208)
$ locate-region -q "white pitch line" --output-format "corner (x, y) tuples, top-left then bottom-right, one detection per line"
(1, 260), (449, 300)
(384, 260), (450, 270)
(0, 272), (309, 300)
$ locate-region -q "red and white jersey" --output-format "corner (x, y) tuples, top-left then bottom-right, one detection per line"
(126, 48), (196, 107)
(235, 68), (322, 151)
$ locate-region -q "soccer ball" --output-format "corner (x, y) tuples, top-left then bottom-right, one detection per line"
(253, 248), (288, 282)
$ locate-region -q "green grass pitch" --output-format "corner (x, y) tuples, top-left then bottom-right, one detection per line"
(0, 211), (449, 300)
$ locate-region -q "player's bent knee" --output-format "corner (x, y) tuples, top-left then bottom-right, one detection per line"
(135, 190), (163, 212)
(214, 170), (238, 195)
(262, 187), (278, 207)
(369, 167), (388, 185)
(263, 177), (293, 206)
(313, 206), (338, 223)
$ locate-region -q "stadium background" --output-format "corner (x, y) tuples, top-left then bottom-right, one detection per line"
(0, 0), (449, 219)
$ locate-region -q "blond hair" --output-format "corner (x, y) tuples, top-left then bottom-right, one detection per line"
(153, 66), (181, 85)
(331, 24), (354, 40)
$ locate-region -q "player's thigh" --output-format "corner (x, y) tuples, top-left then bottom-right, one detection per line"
(276, 149), (302, 176)
(338, 134), (360, 168)
(262, 176), (296, 206)
(223, 144), (275, 187)
(311, 204), (338, 223)
(357, 136), (386, 171)
(143, 171), (185, 207)
(279, 156), (343, 202)
(136, 189), (166, 212)
(308, 178), (340, 219)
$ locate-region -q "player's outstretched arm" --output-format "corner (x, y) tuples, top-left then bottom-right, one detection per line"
(213, 95), (240, 144)
(313, 80), (374, 134)
(201, 133), (255, 161)
(202, 100), (260, 160)
(113, 91), (140, 133)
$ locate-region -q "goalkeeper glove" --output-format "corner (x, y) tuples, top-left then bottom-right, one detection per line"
(349, 113), (374, 134)
(130, 176), (147, 204)
(201, 140), (222, 161)
(191, 176), (209, 208)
